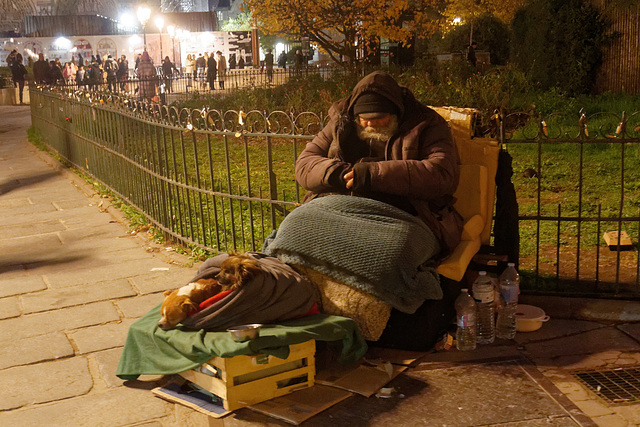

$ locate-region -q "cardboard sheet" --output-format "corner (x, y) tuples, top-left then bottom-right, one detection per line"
(316, 362), (407, 397)
(152, 381), (230, 418)
(247, 385), (352, 425)
(364, 347), (427, 366)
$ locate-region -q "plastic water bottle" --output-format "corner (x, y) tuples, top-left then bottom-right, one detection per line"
(472, 271), (495, 344)
(455, 289), (477, 351)
(496, 263), (520, 340)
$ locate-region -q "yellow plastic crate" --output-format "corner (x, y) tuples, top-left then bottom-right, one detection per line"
(179, 340), (315, 411)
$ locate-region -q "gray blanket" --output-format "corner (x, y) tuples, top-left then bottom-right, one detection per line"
(263, 195), (441, 313)
(180, 252), (319, 331)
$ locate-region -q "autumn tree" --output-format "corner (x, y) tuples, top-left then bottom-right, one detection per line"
(243, 0), (442, 66)
(443, 0), (525, 43)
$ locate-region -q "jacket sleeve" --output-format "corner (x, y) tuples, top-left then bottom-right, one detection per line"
(354, 117), (459, 202)
(295, 121), (352, 193)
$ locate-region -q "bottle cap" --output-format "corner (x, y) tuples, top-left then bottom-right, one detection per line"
(508, 262), (515, 267)
(479, 271), (487, 275)
(461, 288), (468, 293)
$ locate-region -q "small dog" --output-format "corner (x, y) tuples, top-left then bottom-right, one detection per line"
(158, 278), (220, 330)
(215, 253), (263, 290)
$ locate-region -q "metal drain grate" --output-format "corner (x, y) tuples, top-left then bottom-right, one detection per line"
(575, 367), (640, 405)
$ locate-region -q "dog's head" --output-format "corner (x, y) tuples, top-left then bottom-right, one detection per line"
(216, 254), (262, 290)
(157, 289), (198, 331)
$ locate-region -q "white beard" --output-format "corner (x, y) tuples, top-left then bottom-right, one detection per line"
(356, 115), (399, 142)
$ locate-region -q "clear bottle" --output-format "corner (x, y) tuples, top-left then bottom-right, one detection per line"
(496, 263), (520, 340)
(455, 288), (477, 351)
(472, 271), (495, 344)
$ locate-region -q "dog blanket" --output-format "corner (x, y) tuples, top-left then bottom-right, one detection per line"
(116, 308), (367, 380)
(180, 252), (319, 331)
(263, 195), (442, 314)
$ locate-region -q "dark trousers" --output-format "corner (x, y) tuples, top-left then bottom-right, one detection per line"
(16, 80), (25, 103)
(370, 276), (460, 351)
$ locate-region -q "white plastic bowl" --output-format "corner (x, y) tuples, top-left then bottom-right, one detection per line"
(514, 305), (550, 332)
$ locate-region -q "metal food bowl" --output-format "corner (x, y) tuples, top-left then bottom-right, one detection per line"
(227, 324), (262, 342)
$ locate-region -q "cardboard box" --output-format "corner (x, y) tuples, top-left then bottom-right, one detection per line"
(178, 340), (315, 412)
(604, 230), (633, 251)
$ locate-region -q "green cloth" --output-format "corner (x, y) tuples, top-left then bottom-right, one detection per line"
(116, 305), (368, 380)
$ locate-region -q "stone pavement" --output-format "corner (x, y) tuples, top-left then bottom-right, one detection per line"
(2, 105), (640, 426)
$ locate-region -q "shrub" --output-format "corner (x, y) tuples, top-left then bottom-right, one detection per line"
(510, 0), (614, 95)
(439, 14), (511, 66)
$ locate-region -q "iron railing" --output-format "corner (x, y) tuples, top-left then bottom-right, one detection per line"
(36, 65), (345, 102)
(500, 110), (640, 296)
(29, 86), (640, 298)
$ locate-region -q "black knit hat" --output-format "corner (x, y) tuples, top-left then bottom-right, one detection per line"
(353, 92), (398, 118)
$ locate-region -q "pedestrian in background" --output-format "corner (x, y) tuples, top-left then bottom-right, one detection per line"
(137, 51), (157, 101)
(216, 51), (226, 90)
(162, 56), (178, 93)
(264, 48), (274, 82)
(294, 50), (303, 76)
(104, 55), (118, 92)
(277, 51), (287, 70)
(46, 60), (64, 85)
(117, 55), (129, 93)
(467, 41), (477, 68)
(33, 53), (49, 84)
(11, 54), (28, 104)
(206, 53), (217, 91)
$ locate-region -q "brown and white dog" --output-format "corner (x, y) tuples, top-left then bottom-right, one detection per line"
(215, 253), (263, 290)
(157, 278), (220, 330)
(158, 254), (265, 330)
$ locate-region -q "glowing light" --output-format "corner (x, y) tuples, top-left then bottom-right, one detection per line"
(119, 12), (136, 28)
(128, 35), (143, 46)
(167, 25), (175, 38)
(154, 16), (164, 32)
(54, 37), (72, 50)
(137, 6), (151, 27)
(453, 17), (462, 24)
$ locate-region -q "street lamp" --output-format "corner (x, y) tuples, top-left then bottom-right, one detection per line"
(137, 5), (151, 51)
(155, 16), (164, 61)
(167, 24), (176, 63)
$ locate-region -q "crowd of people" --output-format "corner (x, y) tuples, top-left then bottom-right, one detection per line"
(184, 51), (228, 91)
(6, 46), (307, 104)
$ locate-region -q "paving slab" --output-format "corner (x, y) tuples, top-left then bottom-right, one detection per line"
(21, 278), (136, 314)
(283, 360), (594, 427)
(0, 357), (93, 410)
(93, 347), (127, 388)
(0, 332), (74, 370)
(0, 232), (62, 252)
(617, 323), (640, 341)
(43, 258), (177, 288)
(129, 268), (201, 295)
(524, 327), (640, 360)
(514, 318), (605, 345)
(0, 201), (59, 217)
(0, 295), (20, 319)
(115, 293), (164, 318)
(0, 386), (171, 427)
(0, 301), (120, 341)
(70, 319), (136, 354)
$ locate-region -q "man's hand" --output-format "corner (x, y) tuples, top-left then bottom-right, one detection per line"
(343, 170), (354, 189)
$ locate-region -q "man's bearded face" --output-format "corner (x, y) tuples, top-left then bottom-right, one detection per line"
(356, 114), (399, 142)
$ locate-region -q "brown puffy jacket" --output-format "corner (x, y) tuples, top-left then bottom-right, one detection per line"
(295, 71), (463, 258)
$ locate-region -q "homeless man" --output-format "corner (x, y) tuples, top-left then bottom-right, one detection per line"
(293, 71), (464, 350)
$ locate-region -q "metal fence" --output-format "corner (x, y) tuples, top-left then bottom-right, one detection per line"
(38, 65), (343, 102)
(29, 86), (640, 298)
(501, 110), (640, 297)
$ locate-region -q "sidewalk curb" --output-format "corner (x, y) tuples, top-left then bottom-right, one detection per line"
(520, 294), (640, 324)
